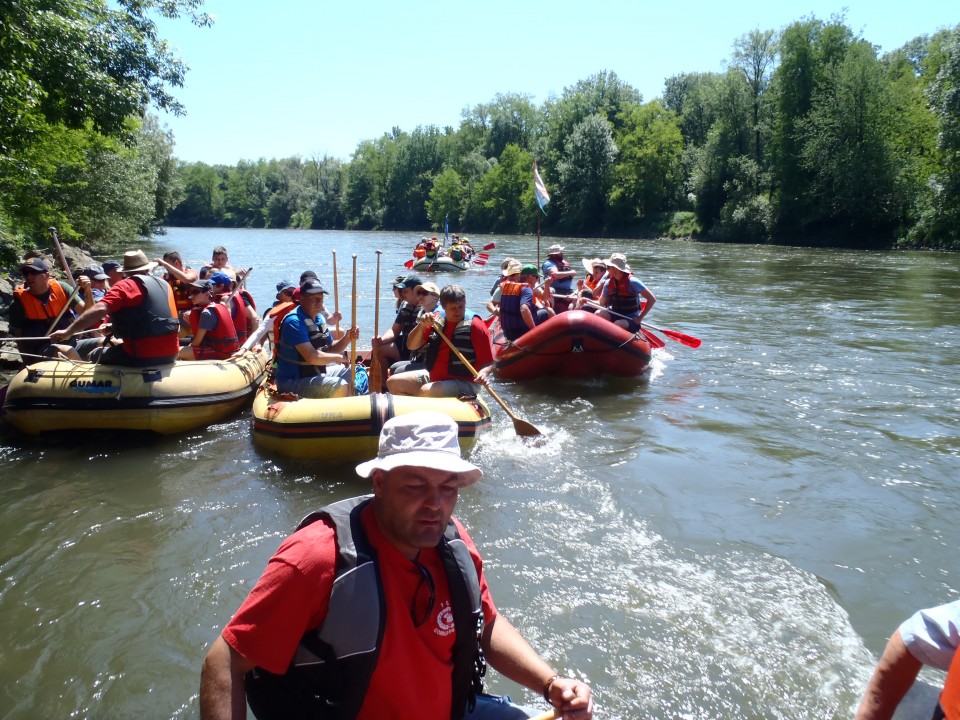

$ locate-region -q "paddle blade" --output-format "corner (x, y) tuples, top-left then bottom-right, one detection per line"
(513, 418), (543, 438)
(404, 259), (414, 269)
(482, 242), (496, 251)
(476, 253), (489, 259)
(473, 259), (487, 266)
(660, 328), (701, 348)
(640, 328), (666, 349)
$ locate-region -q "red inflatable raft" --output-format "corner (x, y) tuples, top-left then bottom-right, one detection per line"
(490, 310), (652, 381)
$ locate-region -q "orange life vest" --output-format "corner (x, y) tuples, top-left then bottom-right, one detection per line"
(268, 301), (297, 360)
(939, 647), (960, 719)
(13, 279), (70, 321)
(168, 277), (192, 312)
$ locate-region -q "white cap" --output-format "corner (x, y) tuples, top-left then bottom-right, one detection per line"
(355, 411), (482, 487)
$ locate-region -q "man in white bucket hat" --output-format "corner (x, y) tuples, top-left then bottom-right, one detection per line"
(201, 411), (594, 720)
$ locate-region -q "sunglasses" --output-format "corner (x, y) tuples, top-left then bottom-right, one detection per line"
(280, 289), (294, 297)
(22, 268), (46, 276)
(411, 560), (435, 627)
(416, 290), (438, 297)
(187, 288), (208, 296)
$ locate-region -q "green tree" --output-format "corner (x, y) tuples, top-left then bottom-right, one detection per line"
(427, 167), (466, 229)
(472, 144), (534, 233)
(556, 114), (618, 233)
(608, 101), (684, 228)
(167, 161), (223, 226)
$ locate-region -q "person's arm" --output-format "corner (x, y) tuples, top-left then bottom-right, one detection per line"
(327, 325), (360, 355)
(199, 635), (256, 720)
(406, 314), (433, 350)
(49, 302), (109, 343)
(245, 304), (260, 333)
(638, 287), (656, 321)
(482, 614), (593, 718)
(855, 628), (923, 720)
(156, 258), (198, 284)
(520, 303), (535, 330)
(375, 322), (400, 347)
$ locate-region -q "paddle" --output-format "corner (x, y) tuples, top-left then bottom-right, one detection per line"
(45, 283), (82, 335)
(529, 710), (560, 720)
(426, 315), (543, 438)
(642, 320), (702, 349)
(369, 249), (384, 393)
(580, 300), (665, 349)
(404, 258), (415, 269)
(350, 254), (358, 395)
(332, 250), (341, 337)
(47, 226), (76, 286)
(482, 242), (496, 251)
(7, 328), (104, 343)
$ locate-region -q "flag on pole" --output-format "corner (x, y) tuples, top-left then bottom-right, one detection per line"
(533, 160), (551, 214)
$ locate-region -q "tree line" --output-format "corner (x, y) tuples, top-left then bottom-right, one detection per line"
(2, 6), (958, 259)
(168, 16), (960, 251)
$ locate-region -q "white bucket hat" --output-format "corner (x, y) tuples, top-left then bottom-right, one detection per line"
(356, 411), (482, 487)
(604, 253), (630, 272)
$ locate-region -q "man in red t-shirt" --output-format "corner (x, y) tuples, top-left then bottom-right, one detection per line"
(51, 249), (180, 366)
(199, 412), (594, 720)
(387, 284), (494, 398)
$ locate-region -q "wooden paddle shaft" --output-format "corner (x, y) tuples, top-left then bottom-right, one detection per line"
(47, 227), (76, 286)
(528, 710), (560, 720)
(426, 316), (523, 424)
(374, 250), (382, 336)
(349, 254), (357, 395)
(45, 283), (82, 335)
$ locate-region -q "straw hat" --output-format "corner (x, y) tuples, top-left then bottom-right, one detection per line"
(122, 250), (156, 273)
(581, 257), (605, 273)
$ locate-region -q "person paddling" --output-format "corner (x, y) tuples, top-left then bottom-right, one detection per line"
(199, 411), (594, 720)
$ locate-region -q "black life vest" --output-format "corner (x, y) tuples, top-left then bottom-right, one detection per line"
(394, 301), (420, 360)
(110, 275), (180, 339)
(244, 496), (485, 720)
(279, 311), (333, 377)
(424, 313), (477, 378)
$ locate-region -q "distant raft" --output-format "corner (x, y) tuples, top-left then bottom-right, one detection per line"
(251, 386), (492, 461)
(490, 309), (652, 381)
(410, 256), (470, 273)
(2, 346), (270, 435)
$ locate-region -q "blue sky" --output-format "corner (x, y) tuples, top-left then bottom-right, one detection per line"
(156, 0), (957, 165)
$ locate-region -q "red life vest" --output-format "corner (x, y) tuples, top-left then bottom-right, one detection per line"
(218, 292), (249, 344)
(188, 302), (239, 359)
(939, 647), (960, 719)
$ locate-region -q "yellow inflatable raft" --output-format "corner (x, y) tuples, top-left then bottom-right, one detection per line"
(2, 346), (270, 435)
(251, 386), (492, 461)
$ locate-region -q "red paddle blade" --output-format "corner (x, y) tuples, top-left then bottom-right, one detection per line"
(640, 328), (666, 349)
(476, 253), (489, 259)
(473, 259), (487, 266)
(482, 242), (496, 251)
(659, 328), (701, 348)
(404, 259), (414, 269)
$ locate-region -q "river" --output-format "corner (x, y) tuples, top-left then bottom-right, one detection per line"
(1, 228), (957, 719)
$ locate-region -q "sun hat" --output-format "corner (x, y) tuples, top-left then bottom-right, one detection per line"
(395, 275), (422, 290)
(520, 264), (541, 277)
(604, 253), (630, 272)
(502, 260), (523, 277)
(276, 279), (296, 294)
(80, 264), (109, 281)
(122, 249), (157, 273)
(209, 271), (233, 287)
(581, 257), (606, 273)
(20, 257), (50, 273)
(500, 257), (517, 271)
(415, 281), (441, 296)
(355, 411), (482, 487)
(546, 244), (565, 255)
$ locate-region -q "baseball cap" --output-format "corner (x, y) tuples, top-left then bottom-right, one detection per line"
(300, 278), (329, 294)
(395, 275), (422, 290)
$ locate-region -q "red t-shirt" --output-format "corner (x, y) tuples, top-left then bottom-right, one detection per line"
(222, 503), (498, 720)
(426, 315), (494, 382)
(101, 277), (179, 359)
